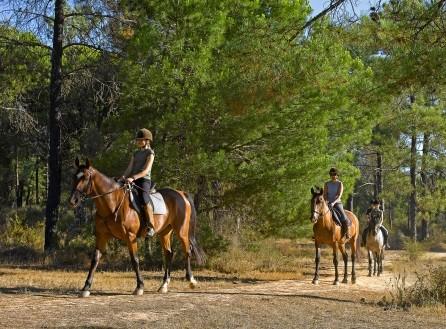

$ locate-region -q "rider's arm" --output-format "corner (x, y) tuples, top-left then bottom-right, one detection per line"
(122, 156), (134, 178)
(323, 183), (328, 201)
(131, 153), (154, 180)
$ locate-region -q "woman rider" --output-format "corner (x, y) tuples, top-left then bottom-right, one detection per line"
(323, 167), (350, 239)
(121, 128), (156, 237)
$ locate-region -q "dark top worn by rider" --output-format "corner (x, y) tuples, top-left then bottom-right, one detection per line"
(131, 148), (154, 204)
(323, 168), (349, 238)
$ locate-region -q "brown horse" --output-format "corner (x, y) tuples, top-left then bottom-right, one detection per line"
(310, 187), (359, 285)
(69, 158), (205, 297)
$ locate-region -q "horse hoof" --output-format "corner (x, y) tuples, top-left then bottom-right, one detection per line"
(158, 285), (168, 294)
(133, 288), (144, 296)
(312, 279), (319, 285)
(342, 278), (348, 284)
(368, 273), (372, 277)
(333, 281), (339, 286)
(352, 277), (356, 284)
(189, 278), (198, 289)
(79, 290), (90, 298)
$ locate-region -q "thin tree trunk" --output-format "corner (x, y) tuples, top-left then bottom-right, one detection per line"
(45, 0), (65, 251)
(409, 133), (417, 241)
(35, 159), (39, 204)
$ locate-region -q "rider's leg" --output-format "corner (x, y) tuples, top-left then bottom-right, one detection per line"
(334, 202), (350, 239)
(380, 225), (390, 248)
(136, 178), (155, 237)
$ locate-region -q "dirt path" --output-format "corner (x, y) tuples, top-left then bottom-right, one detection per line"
(0, 251), (445, 329)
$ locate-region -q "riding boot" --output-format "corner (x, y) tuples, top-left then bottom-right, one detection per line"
(143, 204), (156, 237)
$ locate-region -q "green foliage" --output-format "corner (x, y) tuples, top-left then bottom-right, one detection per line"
(0, 208), (44, 250)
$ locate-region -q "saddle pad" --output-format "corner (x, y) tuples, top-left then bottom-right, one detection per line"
(129, 190), (167, 215)
(149, 192), (167, 215)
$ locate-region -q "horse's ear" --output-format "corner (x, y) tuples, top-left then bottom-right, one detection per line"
(86, 158), (92, 168)
(311, 187), (315, 195)
(75, 157), (80, 168)
(315, 186), (322, 194)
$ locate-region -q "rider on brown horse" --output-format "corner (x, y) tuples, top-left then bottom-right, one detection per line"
(323, 167), (350, 239)
(120, 128), (156, 237)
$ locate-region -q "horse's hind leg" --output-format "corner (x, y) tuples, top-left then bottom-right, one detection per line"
(332, 244), (339, 285)
(179, 235), (197, 288)
(127, 236), (144, 296)
(339, 244), (348, 284)
(80, 229), (109, 297)
(350, 235), (357, 284)
(158, 231), (173, 293)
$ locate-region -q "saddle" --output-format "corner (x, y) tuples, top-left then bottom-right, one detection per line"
(129, 183), (167, 215)
(329, 204), (351, 227)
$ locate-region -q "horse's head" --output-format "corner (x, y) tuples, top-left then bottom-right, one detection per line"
(369, 215), (380, 236)
(310, 186), (327, 223)
(69, 157), (94, 208)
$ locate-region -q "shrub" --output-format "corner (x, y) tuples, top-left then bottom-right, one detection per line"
(387, 266), (446, 308)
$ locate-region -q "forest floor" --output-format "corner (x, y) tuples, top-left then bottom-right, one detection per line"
(0, 249), (445, 329)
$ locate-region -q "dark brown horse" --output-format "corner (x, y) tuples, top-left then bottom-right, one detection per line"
(69, 158), (205, 297)
(310, 187), (359, 285)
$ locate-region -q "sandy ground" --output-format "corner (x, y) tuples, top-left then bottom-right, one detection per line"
(0, 251), (445, 329)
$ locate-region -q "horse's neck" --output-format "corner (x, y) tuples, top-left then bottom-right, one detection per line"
(91, 169), (119, 195)
(91, 169), (124, 217)
(319, 204), (334, 230)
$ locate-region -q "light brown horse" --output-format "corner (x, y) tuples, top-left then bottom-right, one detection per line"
(310, 187), (359, 285)
(69, 158), (205, 297)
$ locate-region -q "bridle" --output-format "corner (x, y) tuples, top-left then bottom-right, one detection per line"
(72, 168), (132, 221)
(311, 197), (330, 222)
(73, 169), (125, 202)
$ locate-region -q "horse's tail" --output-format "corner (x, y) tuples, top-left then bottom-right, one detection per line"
(184, 192), (206, 265)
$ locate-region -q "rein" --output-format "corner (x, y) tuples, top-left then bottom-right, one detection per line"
(74, 170), (133, 221)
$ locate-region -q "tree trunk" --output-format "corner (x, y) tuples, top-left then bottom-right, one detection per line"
(408, 133), (417, 241)
(421, 218), (429, 241)
(35, 160), (39, 204)
(45, 0), (65, 252)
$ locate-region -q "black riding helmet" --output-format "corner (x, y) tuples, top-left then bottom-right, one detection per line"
(329, 167), (339, 176)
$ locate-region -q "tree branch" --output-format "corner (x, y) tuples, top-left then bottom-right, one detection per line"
(0, 35), (52, 50)
(65, 11), (136, 24)
(288, 0), (348, 42)
(62, 42), (106, 52)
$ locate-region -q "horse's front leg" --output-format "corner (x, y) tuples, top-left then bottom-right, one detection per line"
(332, 244), (339, 285)
(373, 252), (378, 276)
(339, 244), (348, 284)
(127, 234), (144, 296)
(367, 249), (372, 277)
(312, 242), (321, 284)
(80, 233), (109, 297)
(158, 231), (173, 293)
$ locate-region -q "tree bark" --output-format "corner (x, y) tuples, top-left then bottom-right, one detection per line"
(35, 159), (39, 204)
(45, 0), (65, 252)
(408, 133), (417, 241)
